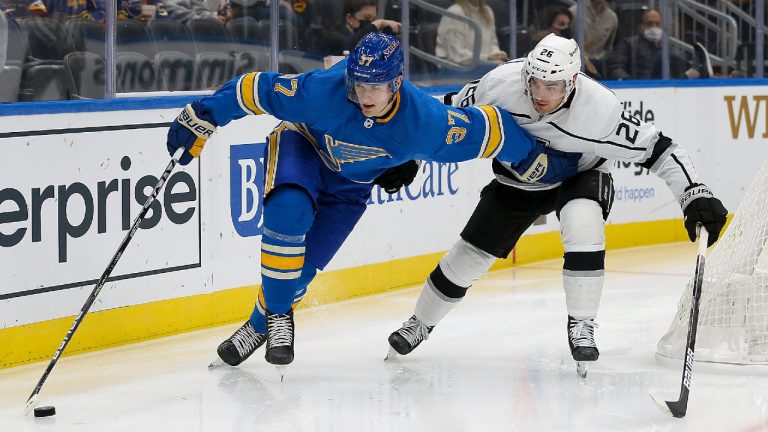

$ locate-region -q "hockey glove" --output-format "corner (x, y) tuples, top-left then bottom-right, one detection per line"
(681, 183), (728, 247)
(166, 101), (218, 165)
(511, 142), (581, 184)
(374, 160), (420, 194)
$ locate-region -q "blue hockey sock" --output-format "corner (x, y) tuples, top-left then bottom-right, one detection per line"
(250, 263), (317, 333)
(260, 186), (314, 314)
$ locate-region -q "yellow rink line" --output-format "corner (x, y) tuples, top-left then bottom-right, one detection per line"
(0, 219), (693, 369)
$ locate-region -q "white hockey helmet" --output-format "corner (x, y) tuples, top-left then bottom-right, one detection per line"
(523, 34), (581, 110)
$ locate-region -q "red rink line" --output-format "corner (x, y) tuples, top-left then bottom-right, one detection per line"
(739, 420), (768, 432)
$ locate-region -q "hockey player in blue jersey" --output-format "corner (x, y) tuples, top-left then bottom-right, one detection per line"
(166, 32), (581, 368)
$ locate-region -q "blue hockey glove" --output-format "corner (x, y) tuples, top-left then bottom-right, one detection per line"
(166, 101), (218, 165)
(374, 160), (420, 194)
(681, 183), (728, 247)
(511, 142), (581, 184)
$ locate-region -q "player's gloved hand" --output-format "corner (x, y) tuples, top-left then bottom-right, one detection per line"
(167, 101), (217, 165)
(681, 183), (728, 247)
(374, 160), (420, 194)
(511, 142), (581, 184)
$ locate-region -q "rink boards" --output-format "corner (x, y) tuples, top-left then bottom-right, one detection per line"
(1, 79), (766, 367)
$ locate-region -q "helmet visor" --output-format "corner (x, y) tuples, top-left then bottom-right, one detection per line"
(526, 76), (568, 102)
(345, 75), (397, 104)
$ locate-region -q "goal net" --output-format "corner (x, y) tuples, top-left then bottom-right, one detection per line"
(656, 160), (768, 365)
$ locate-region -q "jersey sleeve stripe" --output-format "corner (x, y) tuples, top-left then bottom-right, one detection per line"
(477, 105), (504, 158)
(237, 72), (266, 115)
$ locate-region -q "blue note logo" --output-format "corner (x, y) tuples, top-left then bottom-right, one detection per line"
(230, 143), (266, 237)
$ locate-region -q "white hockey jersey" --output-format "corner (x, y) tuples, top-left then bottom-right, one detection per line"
(451, 60), (700, 203)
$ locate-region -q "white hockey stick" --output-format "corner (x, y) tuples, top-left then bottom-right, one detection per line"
(24, 147), (186, 415)
(651, 225), (709, 418)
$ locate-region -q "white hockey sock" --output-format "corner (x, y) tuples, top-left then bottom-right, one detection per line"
(414, 281), (461, 327)
(563, 275), (603, 320)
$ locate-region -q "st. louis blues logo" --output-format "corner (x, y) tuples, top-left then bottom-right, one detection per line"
(319, 135), (390, 171)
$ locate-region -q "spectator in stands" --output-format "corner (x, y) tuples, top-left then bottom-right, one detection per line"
(608, 9), (704, 80)
(435, 0), (508, 66)
(165, 0), (227, 24)
(315, 0), (400, 56)
(531, 5), (571, 47)
(27, 0), (100, 20)
(230, 0), (297, 24)
(568, 0), (617, 78)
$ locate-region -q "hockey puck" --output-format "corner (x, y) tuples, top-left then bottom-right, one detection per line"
(33, 406), (56, 417)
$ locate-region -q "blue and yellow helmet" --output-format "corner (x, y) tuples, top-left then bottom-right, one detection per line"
(345, 32), (404, 103)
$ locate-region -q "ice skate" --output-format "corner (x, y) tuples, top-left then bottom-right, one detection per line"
(386, 315), (434, 359)
(213, 321), (266, 367)
(568, 315), (599, 378)
(265, 310), (295, 368)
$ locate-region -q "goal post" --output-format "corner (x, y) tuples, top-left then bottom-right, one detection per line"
(657, 160), (768, 365)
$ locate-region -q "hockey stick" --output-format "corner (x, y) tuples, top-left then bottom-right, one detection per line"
(24, 147), (186, 415)
(651, 224), (709, 418)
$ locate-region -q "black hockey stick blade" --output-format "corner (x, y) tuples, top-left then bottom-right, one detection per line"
(24, 147), (186, 414)
(652, 226), (709, 418)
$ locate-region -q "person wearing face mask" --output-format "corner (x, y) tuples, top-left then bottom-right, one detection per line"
(608, 9), (703, 80)
(316, 0), (401, 56)
(531, 6), (572, 48)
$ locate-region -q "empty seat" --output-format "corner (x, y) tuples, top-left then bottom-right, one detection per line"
(0, 65), (23, 102)
(156, 50), (195, 91)
(227, 16), (266, 48)
(116, 51), (157, 93)
(150, 20), (196, 58)
(194, 51), (234, 90)
(6, 17), (28, 66)
(65, 19), (106, 57)
(235, 50), (269, 74)
(19, 63), (69, 101)
(187, 18), (233, 55)
(22, 17), (74, 61)
(64, 51), (105, 98)
(116, 20), (157, 59)
(256, 19), (299, 50)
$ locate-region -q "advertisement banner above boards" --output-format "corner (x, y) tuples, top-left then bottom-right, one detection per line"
(0, 112), (201, 303)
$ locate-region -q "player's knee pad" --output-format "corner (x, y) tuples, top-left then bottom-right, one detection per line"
(560, 199), (606, 274)
(556, 170), (614, 220)
(263, 185), (315, 236)
(432, 239), (497, 298)
(560, 199), (605, 253)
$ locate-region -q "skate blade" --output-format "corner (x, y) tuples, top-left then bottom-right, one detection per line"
(576, 361), (588, 378)
(208, 358), (225, 369)
(384, 346), (400, 361)
(276, 365), (287, 382)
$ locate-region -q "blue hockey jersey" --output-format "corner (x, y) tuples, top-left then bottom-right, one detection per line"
(199, 60), (537, 183)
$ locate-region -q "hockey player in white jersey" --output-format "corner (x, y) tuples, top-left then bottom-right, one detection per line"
(386, 34), (728, 376)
